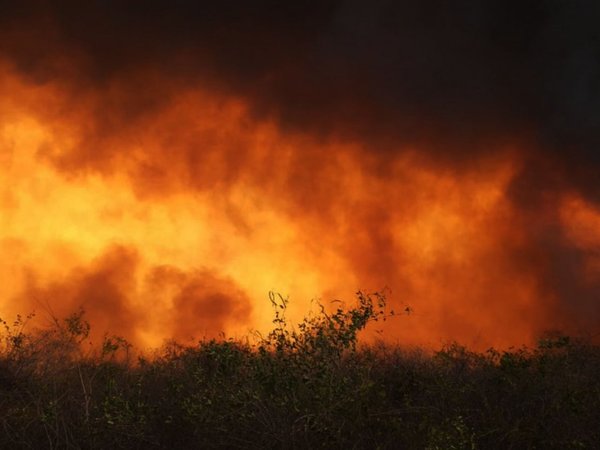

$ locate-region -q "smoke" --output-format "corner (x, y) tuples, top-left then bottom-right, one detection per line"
(17, 246), (253, 346)
(0, 1), (598, 348)
(146, 265), (252, 343)
(20, 246), (143, 344)
(1, 1), (598, 174)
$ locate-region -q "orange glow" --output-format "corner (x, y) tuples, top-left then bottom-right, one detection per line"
(0, 60), (597, 350)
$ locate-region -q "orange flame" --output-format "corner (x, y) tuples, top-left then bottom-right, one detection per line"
(1, 60), (597, 350)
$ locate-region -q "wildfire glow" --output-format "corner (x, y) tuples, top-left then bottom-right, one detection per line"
(0, 56), (597, 350)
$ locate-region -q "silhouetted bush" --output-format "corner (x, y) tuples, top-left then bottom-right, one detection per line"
(1, 292), (598, 449)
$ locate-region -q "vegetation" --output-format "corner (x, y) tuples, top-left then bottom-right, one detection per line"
(1, 292), (598, 449)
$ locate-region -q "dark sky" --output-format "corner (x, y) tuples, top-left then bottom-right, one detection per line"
(1, 1), (598, 182)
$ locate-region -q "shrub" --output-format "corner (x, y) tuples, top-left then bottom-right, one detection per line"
(0, 292), (598, 449)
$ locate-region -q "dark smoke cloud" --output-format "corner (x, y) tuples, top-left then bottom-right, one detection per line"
(18, 246), (253, 345)
(1, 1), (598, 171)
(511, 203), (600, 335)
(146, 266), (253, 342)
(21, 246), (142, 344)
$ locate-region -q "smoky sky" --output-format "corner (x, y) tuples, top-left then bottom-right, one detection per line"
(1, 0), (599, 346)
(1, 1), (598, 177)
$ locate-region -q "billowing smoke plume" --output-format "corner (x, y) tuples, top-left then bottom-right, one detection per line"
(18, 246), (252, 346)
(0, 1), (598, 348)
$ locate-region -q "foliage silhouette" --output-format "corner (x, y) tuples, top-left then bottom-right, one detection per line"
(0, 291), (598, 449)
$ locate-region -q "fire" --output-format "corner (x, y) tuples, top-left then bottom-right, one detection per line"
(0, 57), (598, 350)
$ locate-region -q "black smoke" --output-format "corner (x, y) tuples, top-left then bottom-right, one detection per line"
(0, 1), (598, 164)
